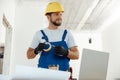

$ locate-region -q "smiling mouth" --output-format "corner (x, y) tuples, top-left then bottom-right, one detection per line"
(56, 19), (62, 22)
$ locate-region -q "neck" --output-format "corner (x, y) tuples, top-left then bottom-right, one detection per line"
(48, 23), (59, 30)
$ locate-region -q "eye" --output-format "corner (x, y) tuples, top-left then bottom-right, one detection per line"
(60, 13), (62, 16)
(55, 13), (59, 16)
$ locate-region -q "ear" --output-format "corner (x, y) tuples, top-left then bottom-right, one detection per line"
(46, 15), (50, 20)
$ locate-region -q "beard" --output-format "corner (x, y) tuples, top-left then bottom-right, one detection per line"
(50, 18), (62, 26)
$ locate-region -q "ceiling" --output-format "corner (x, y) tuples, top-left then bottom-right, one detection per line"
(20, 0), (120, 32)
(59, 0), (115, 32)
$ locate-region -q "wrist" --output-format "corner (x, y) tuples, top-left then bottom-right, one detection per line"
(66, 50), (69, 57)
(63, 50), (69, 57)
(34, 48), (39, 55)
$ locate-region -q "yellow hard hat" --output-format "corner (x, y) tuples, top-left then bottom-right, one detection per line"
(45, 1), (64, 15)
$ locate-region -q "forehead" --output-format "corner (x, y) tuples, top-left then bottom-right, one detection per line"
(52, 12), (63, 15)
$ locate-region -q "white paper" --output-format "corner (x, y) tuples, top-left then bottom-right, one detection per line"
(11, 65), (70, 80)
(0, 75), (11, 80)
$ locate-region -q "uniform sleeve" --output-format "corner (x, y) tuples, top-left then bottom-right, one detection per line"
(30, 31), (41, 49)
(66, 30), (77, 48)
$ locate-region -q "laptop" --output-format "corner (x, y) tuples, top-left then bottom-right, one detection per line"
(78, 48), (109, 80)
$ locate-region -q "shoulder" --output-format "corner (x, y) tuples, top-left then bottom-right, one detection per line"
(58, 28), (71, 33)
(33, 30), (44, 38)
(35, 30), (41, 35)
(35, 28), (47, 34)
(56, 28), (72, 36)
(63, 29), (72, 35)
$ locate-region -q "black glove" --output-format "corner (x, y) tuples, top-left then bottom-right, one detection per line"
(54, 46), (68, 57)
(34, 43), (46, 55)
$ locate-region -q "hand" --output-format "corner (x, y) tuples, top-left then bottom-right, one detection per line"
(54, 46), (68, 57)
(34, 43), (46, 55)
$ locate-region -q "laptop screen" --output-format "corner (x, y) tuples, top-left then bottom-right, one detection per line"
(78, 48), (109, 80)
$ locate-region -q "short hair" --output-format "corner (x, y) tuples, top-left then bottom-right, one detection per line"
(46, 12), (52, 16)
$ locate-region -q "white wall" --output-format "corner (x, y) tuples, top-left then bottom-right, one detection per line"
(0, 0), (15, 75)
(10, 0), (48, 74)
(102, 18), (120, 80)
(0, 0), (15, 43)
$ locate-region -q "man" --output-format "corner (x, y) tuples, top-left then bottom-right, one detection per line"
(27, 1), (79, 71)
